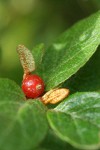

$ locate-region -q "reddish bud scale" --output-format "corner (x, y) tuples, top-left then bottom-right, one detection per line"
(22, 74), (45, 98)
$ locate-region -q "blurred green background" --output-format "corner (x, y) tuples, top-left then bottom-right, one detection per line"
(0, 0), (100, 85)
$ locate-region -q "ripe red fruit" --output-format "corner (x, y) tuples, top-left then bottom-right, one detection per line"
(22, 74), (45, 98)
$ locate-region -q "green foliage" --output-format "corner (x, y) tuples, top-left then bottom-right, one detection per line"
(0, 78), (25, 101)
(47, 92), (100, 149)
(0, 7), (100, 150)
(36, 130), (76, 150)
(64, 46), (100, 92)
(32, 43), (45, 70)
(40, 11), (100, 90)
(0, 79), (48, 150)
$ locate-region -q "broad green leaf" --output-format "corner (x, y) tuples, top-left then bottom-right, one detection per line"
(0, 78), (25, 101)
(47, 92), (100, 150)
(32, 43), (45, 70)
(36, 130), (76, 150)
(0, 100), (48, 150)
(40, 11), (100, 90)
(63, 46), (100, 92)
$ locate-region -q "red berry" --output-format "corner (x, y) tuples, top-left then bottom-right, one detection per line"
(22, 74), (45, 98)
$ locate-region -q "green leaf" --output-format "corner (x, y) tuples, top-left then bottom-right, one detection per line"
(0, 100), (48, 150)
(47, 92), (100, 150)
(0, 78), (25, 101)
(63, 46), (100, 92)
(40, 11), (100, 90)
(32, 43), (45, 70)
(36, 130), (76, 150)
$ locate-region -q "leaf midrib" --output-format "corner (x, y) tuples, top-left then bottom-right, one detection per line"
(46, 37), (99, 86)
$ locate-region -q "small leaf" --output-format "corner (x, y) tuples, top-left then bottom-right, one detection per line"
(40, 11), (100, 90)
(0, 100), (48, 150)
(32, 43), (45, 69)
(47, 92), (100, 149)
(0, 78), (25, 101)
